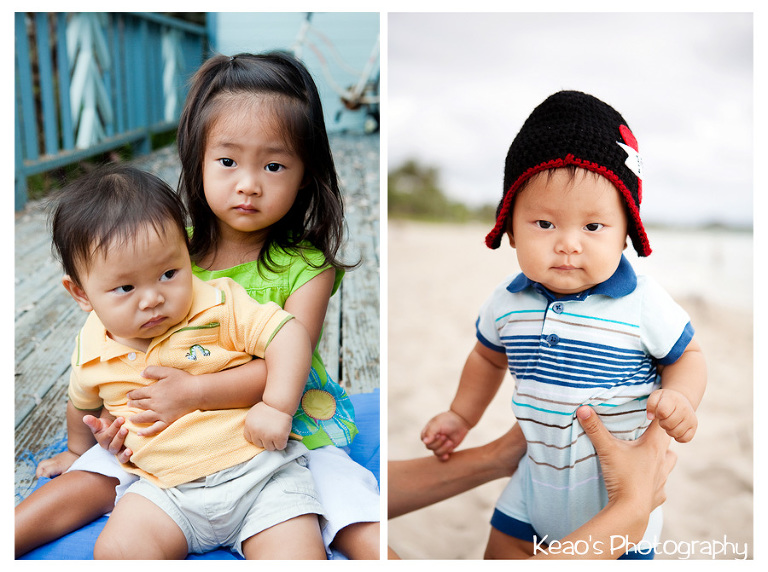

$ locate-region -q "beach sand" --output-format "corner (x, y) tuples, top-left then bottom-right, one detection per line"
(386, 221), (753, 560)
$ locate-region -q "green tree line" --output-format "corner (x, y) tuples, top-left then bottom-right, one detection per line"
(388, 160), (496, 223)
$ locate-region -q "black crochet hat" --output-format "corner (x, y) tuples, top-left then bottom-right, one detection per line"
(485, 90), (651, 257)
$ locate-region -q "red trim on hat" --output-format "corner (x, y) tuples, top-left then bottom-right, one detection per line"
(485, 154), (652, 256)
(485, 159), (566, 249)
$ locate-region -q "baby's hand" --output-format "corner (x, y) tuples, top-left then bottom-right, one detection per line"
(421, 410), (471, 461)
(646, 389), (698, 443)
(83, 414), (133, 463)
(35, 450), (80, 478)
(244, 402), (293, 451)
(128, 366), (199, 436)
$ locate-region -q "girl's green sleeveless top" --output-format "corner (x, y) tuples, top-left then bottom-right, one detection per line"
(192, 243), (357, 449)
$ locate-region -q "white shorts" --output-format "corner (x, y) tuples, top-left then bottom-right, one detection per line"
(67, 444), (139, 505)
(126, 441), (324, 558)
(67, 443), (380, 554)
(307, 446), (380, 551)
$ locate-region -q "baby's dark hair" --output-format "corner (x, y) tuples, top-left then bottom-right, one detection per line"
(176, 50), (353, 273)
(49, 164), (188, 286)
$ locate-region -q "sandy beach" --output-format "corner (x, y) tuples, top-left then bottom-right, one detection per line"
(386, 220), (753, 560)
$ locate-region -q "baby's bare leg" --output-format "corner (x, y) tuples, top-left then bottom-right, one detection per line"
(94, 492), (187, 559)
(15, 471), (118, 557)
(242, 514), (325, 560)
(331, 521), (380, 559)
(484, 528), (535, 559)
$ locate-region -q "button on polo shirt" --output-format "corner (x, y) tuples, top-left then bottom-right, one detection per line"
(545, 333), (560, 346)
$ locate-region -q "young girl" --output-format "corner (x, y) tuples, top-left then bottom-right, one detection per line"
(15, 51), (380, 560)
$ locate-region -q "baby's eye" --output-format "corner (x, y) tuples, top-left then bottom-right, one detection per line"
(160, 269), (177, 281)
(585, 223), (604, 232)
(113, 285), (134, 294)
(265, 162), (284, 172)
(218, 158), (236, 168)
(535, 220), (554, 229)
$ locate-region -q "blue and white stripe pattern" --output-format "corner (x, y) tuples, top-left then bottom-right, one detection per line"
(477, 255), (693, 541)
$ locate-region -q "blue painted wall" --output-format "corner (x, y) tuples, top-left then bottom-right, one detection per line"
(208, 12), (379, 133)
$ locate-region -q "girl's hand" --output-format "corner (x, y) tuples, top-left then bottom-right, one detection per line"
(421, 410), (471, 461)
(82, 415), (133, 463)
(244, 402), (293, 451)
(128, 366), (201, 436)
(646, 388), (698, 443)
(35, 450), (80, 478)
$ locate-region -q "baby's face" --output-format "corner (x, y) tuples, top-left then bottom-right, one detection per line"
(509, 169), (628, 296)
(71, 222), (194, 352)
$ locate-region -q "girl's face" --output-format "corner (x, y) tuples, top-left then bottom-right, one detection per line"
(202, 95), (305, 242)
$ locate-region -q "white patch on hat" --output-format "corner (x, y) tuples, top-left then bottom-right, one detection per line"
(616, 141), (643, 180)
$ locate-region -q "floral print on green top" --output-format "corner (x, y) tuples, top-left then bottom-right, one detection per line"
(192, 243), (358, 449)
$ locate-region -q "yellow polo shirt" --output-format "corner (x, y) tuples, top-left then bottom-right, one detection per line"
(68, 276), (293, 488)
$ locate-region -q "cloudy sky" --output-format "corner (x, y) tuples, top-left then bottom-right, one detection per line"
(387, 12), (753, 228)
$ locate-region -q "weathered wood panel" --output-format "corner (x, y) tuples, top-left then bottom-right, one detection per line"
(335, 136), (380, 394)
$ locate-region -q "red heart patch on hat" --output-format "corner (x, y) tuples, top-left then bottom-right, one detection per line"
(619, 124), (638, 151)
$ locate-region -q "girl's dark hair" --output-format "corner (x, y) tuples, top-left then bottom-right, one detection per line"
(177, 51), (353, 273)
(49, 164), (188, 286)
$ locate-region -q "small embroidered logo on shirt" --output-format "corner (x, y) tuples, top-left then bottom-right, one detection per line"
(186, 344), (211, 361)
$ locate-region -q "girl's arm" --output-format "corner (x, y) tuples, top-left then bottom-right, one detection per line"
(245, 318), (312, 450)
(242, 269), (335, 451)
(127, 269), (336, 435)
(282, 268), (336, 350)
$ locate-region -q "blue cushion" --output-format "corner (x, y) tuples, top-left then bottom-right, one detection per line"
(19, 389), (379, 560)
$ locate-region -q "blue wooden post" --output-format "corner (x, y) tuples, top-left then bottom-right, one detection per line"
(56, 13), (75, 151)
(35, 14), (60, 158)
(132, 17), (151, 155)
(14, 12), (207, 211)
(15, 14), (37, 210)
(16, 15), (38, 162)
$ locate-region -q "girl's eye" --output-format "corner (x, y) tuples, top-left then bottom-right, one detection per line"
(113, 285), (134, 294)
(218, 158), (236, 168)
(535, 220), (554, 229)
(585, 223), (604, 232)
(160, 269), (177, 281)
(265, 162), (284, 173)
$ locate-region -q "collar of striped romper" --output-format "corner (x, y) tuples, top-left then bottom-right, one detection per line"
(506, 254), (637, 302)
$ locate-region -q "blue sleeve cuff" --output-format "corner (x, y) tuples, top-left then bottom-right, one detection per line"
(657, 321), (695, 365)
(476, 324), (505, 354)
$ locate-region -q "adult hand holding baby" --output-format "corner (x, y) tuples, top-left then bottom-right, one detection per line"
(568, 405), (677, 556)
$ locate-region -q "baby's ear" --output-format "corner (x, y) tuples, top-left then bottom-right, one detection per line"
(506, 231), (516, 249)
(62, 275), (93, 312)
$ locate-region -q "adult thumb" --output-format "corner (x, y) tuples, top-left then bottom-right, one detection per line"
(576, 405), (611, 452)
